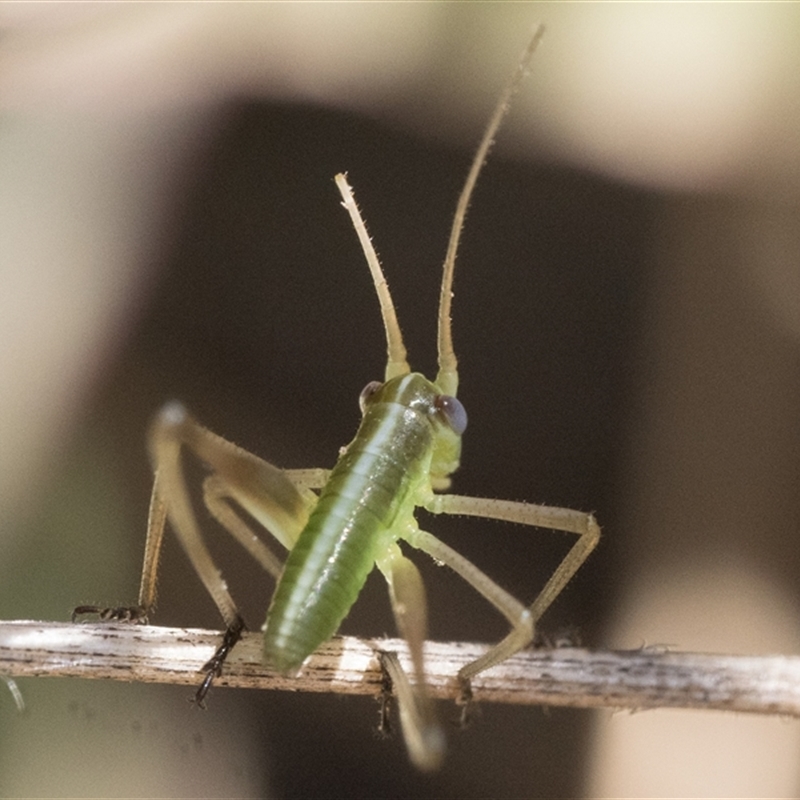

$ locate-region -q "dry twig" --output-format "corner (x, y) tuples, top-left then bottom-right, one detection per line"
(0, 620), (798, 716)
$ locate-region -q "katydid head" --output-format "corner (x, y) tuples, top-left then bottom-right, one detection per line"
(356, 372), (467, 491)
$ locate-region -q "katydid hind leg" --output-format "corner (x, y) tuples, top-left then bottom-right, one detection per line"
(377, 651), (445, 773)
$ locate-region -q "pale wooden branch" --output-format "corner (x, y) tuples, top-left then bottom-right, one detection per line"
(1, 620), (799, 717)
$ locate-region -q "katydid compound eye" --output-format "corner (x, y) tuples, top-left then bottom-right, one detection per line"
(434, 394), (467, 435)
(359, 381), (383, 413)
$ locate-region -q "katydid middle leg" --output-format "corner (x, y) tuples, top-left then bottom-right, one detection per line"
(408, 493), (600, 696)
(376, 543), (444, 771)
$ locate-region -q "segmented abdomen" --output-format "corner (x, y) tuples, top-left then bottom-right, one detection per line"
(263, 378), (435, 674)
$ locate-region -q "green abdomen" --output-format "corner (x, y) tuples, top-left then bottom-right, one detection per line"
(263, 380), (434, 674)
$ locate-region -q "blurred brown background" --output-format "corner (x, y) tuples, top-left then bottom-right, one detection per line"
(1, 4), (799, 797)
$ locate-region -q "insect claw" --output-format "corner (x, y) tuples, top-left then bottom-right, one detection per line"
(377, 693), (394, 739)
(70, 606), (94, 623)
(193, 671), (215, 709)
(376, 649), (396, 739)
(456, 676), (475, 728)
(195, 615), (246, 705)
(71, 605), (148, 624)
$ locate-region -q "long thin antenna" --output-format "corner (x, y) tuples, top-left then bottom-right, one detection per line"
(335, 173), (410, 381)
(436, 24), (545, 397)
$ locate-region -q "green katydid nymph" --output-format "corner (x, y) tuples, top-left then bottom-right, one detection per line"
(74, 25), (599, 771)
